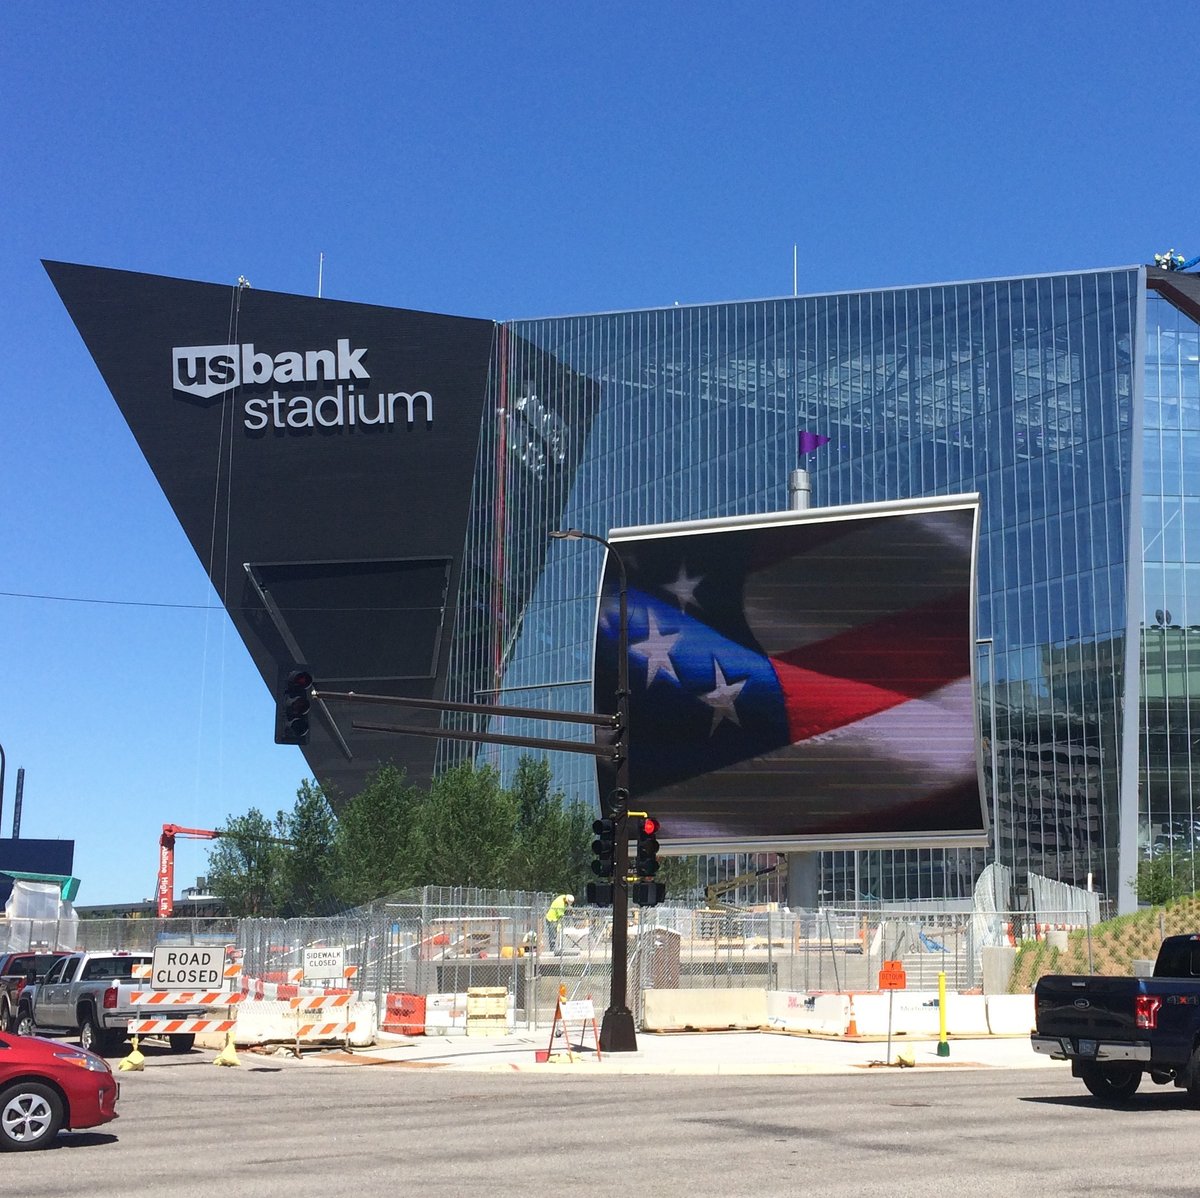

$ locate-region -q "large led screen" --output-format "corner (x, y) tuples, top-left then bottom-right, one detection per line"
(592, 497), (986, 851)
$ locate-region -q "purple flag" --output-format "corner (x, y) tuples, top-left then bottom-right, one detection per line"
(798, 430), (830, 456)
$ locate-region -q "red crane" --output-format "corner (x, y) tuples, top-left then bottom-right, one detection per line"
(156, 825), (223, 917)
(156, 824), (293, 917)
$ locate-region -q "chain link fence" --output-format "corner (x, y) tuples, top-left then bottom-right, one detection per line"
(1, 888), (1109, 1030)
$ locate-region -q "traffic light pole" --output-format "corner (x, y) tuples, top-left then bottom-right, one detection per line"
(562, 531), (638, 1054)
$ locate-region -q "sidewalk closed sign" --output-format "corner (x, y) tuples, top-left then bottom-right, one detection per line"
(151, 946), (223, 990)
(303, 946), (345, 979)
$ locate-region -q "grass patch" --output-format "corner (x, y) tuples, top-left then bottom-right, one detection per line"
(1008, 894), (1200, 992)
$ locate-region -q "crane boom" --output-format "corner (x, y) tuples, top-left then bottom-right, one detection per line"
(156, 823), (293, 917)
(703, 863), (779, 910)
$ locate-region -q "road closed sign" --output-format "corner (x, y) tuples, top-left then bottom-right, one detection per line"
(151, 945), (224, 990)
(303, 946), (345, 979)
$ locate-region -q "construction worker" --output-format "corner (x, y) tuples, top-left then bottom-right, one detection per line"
(545, 893), (574, 953)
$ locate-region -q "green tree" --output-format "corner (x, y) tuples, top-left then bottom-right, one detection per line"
(657, 855), (700, 905)
(414, 761), (516, 888)
(332, 764), (424, 905)
(1137, 850), (1199, 905)
(275, 779), (337, 915)
(508, 756), (592, 893)
(205, 808), (284, 916)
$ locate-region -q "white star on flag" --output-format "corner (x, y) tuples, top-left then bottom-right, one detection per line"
(663, 565), (704, 612)
(631, 609), (681, 686)
(701, 659), (747, 735)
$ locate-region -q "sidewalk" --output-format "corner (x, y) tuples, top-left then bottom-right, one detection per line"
(302, 1028), (1061, 1076)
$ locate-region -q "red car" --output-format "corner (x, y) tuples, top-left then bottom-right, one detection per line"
(0, 1031), (118, 1150)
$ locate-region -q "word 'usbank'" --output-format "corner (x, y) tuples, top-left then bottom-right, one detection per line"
(245, 384), (433, 430)
(173, 340), (370, 399)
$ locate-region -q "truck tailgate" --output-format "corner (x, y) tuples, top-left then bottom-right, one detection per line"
(1035, 975), (1140, 1039)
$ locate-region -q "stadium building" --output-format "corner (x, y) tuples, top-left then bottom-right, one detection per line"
(48, 261), (1200, 913)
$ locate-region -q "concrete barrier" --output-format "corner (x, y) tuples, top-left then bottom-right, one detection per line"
(765, 992), (850, 1034)
(985, 994), (1035, 1035)
(944, 993), (989, 1035)
(642, 987), (768, 1031)
(424, 992), (469, 1033)
(851, 992), (941, 1037)
(765, 990), (998, 1038)
(228, 999), (376, 1046)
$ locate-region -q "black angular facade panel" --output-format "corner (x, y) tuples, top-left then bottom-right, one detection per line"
(46, 261), (496, 801)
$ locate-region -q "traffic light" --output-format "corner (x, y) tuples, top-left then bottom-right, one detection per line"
(631, 880), (666, 907)
(275, 663), (314, 745)
(591, 817), (616, 878)
(634, 815), (660, 878)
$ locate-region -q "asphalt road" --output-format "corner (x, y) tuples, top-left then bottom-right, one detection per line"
(7, 1049), (1200, 1197)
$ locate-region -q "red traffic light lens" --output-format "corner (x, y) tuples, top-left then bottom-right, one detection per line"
(288, 668), (314, 690)
(642, 817), (658, 836)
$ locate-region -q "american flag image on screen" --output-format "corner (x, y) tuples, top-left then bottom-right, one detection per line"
(592, 499), (985, 848)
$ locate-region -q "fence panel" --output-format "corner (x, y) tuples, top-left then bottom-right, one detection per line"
(11, 889), (1104, 1033)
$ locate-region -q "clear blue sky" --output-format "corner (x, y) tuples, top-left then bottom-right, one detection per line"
(3, 2), (1198, 903)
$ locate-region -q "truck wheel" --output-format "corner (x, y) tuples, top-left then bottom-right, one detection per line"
(79, 1014), (115, 1056)
(0, 1001), (10, 1034)
(168, 1034), (195, 1053)
(14, 1010), (36, 1039)
(0, 1081), (64, 1151)
(1079, 1061), (1142, 1101)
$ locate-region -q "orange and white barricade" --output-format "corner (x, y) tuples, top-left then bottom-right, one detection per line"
(129, 990), (246, 1006)
(289, 994), (355, 1043)
(128, 1017), (237, 1036)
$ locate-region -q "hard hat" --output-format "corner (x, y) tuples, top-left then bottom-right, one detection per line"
(567, 895), (575, 904)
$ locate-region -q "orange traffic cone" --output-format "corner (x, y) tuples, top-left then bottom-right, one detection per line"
(846, 995), (860, 1038)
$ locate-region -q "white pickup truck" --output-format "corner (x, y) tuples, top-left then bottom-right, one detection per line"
(14, 951), (209, 1054)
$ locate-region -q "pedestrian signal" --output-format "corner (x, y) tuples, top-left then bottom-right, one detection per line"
(586, 881), (614, 907)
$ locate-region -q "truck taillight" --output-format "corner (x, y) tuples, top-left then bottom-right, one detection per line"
(1135, 994), (1162, 1030)
(13, 978), (26, 998)
(103, 986), (118, 1010)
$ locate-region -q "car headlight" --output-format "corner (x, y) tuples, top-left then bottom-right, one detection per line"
(54, 1050), (111, 1073)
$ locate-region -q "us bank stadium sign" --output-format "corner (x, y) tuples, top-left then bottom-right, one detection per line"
(171, 339), (433, 432)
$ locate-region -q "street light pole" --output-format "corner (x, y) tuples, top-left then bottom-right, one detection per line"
(551, 528), (638, 1052)
(0, 739), (5, 838)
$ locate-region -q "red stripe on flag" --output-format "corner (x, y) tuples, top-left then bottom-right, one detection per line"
(772, 592), (969, 702)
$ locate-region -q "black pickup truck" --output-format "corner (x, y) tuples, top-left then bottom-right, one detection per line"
(1032, 933), (1200, 1101)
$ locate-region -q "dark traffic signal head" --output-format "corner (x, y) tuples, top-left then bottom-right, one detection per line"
(591, 817), (616, 879)
(631, 880), (666, 907)
(275, 663), (314, 745)
(634, 815), (660, 878)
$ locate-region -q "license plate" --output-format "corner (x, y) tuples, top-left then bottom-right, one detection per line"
(1077, 1038), (1098, 1057)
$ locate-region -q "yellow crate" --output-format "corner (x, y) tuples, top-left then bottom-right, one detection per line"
(466, 987), (508, 1015)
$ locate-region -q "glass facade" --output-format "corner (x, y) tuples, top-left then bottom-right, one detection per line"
(446, 269), (1151, 904)
(1140, 292), (1200, 887)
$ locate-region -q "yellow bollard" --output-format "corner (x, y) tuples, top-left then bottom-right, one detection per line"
(936, 971), (950, 1057)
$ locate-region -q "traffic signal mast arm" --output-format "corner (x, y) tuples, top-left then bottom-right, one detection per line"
(314, 688), (623, 761)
